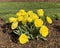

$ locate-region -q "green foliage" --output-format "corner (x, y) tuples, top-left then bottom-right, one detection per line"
(13, 22), (39, 40)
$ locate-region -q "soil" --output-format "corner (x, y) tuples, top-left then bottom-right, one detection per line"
(0, 18), (60, 48)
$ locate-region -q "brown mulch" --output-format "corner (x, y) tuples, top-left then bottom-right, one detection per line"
(0, 18), (60, 48)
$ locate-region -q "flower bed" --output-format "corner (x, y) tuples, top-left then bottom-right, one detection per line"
(0, 17), (60, 48)
(0, 9), (60, 48)
(8, 9), (53, 44)
(0, 2), (60, 48)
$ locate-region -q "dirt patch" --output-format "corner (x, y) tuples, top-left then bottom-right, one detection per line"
(0, 18), (60, 48)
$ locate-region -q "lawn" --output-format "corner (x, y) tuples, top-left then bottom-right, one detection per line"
(0, 2), (60, 22)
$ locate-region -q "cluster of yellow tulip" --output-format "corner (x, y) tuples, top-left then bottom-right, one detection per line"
(9, 9), (52, 44)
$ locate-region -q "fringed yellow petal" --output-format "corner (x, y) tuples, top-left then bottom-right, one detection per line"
(46, 16), (52, 24)
(37, 9), (44, 16)
(34, 19), (43, 27)
(11, 21), (18, 29)
(39, 25), (49, 37)
(18, 34), (29, 44)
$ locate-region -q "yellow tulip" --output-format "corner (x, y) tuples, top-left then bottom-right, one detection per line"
(17, 16), (23, 22)
(39, 25), (49, 37)
(21, 14), (28, 25)
(19, 9), (26, 16)
(27, 10), (33, 15)
(30, 13), (39, 20)
(34, 19), (43, 27)
(22, 18), (27, 25)
(16, 12), (21, 17)
(18, 34), (29, 44)
(27, 17), (33, 23)
(9, 17), (17, 23)
(37, 9), (44, 16)
(46, 16), (52, 24)
(11, 21), (18, 29)
(16, 9), (26, 17)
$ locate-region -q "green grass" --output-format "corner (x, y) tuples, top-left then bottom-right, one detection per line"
(0, 2), (60, 22)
